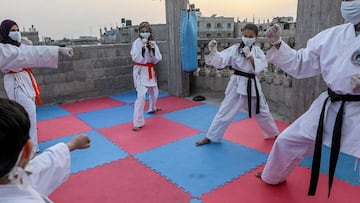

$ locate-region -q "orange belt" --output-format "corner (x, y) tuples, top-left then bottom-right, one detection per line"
(7, 68), (42, 105)
(135, 63), (156, 79)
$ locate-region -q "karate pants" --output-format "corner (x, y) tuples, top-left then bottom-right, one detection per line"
(6, 86), (39, 153)
(261, 122), (316, 184)
(133, 85), (159, 127)
(206, 91), (279, 142)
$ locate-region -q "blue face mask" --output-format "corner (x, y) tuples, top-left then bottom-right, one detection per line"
(242, 36), (255, 47)
(8, 31), (21, 42)
(341, 1), (360, 25)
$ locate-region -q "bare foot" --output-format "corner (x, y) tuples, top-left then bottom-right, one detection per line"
(132, 126), (143, 131)
(255, 171), (262, 179)
(147, 108), (161, 114)
(264, 135), (278, 140)
(255, 171), (286, 185)
(195, 137), (211, 146)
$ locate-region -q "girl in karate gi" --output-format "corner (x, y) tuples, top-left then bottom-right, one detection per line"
(131, 21), (162, 131)
(0, 98), (91, 203)
(0, 19), (73, 153)
(196, 23), (279, 146)
(259, 0), (360, 196)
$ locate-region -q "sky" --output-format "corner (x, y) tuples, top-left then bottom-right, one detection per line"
(0, 0), (297, 40)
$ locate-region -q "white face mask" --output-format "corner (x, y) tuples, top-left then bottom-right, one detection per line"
(8, 31), (21, 42)
(341, 1), (360, 25)
(242, 36), (256, 47)
(3, 147), (34, 189)
(140, 32), (151, 40)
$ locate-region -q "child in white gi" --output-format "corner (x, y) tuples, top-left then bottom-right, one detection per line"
(131, 21), (162, 131)
(196, 23), (279, 146)
(0, 98), (91, 203)
(259, 0), (360, 197)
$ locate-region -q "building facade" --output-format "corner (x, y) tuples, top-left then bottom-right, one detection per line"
(197, 15), (235, 39)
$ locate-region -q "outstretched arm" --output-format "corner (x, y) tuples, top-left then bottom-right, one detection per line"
(0, 43), (74, 73)
(265, 24), (322, 79)
(29, 134), (90, 196)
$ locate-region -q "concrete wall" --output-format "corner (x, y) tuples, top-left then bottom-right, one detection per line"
(290, 0), (343, 121)
(0, 42), (169, 106)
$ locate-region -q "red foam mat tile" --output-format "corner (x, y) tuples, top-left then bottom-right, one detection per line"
(37, 115), (93, 142)
(49, 157), (192, 203)
(60, 97), (124, 114)
(202, 165), (360, 203)
(224, 119), (289, 153)
(98, 116), (201, 154)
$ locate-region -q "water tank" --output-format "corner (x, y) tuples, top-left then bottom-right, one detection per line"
(125, 20), (132, 26)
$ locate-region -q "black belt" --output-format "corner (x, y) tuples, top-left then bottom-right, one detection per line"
(308, 88), (360, 197)
(233, 70), (260, 118)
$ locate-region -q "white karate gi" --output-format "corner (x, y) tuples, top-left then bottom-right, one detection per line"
(0, 143), (70, 203)
(0, 43), (59, 72)
(262, 23), (360, 184)
(205, 44), (279, 142)
(0, 44), (59, 153)
(130, 38), (162, 127)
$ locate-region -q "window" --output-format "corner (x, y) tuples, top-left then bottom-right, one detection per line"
(216, 33), (222, 37)
(227, 23), (232, 29)
(206, 23), (211, 28)
(227, 33), (232, 38)
(216, 23), (222, 28)
(284, 23), (290, 30)
(206, 33), (211, 38)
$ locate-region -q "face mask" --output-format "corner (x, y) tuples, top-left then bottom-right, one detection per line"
(341, 1), (360, 25)
(5, 148), (34, 189)
(8, 31), (21, 42)
(140, 32), (151, 40)
(242, 36), (255, 47)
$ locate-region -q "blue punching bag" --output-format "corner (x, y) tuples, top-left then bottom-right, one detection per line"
(180, 10), (198, 72)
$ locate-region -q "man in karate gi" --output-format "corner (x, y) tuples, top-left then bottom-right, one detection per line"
(0, 98), (90, 203)
(259, 0), (360, 197)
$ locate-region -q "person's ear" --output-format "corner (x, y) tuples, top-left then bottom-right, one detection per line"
(18, 140), (33, 168)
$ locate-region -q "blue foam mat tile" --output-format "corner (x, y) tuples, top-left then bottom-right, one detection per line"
(39, 130), (128, 174)
(76, 105), (154, 129)
(162, 104), (248, 132)
(37, 105), (70, 121)
(110, 91), (170, 104)
(190, 199), (202, 203)
(135, 134), (268, 197)
(301, 145), (360, 185)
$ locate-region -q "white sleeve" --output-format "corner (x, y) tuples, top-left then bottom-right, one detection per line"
(0, 44), (59, 73)
(130, 39), (146, 63)
(253, 47), (268, 74)
(266, 34), (324, 79)
(28, 143), (71, 196)
(205, 45), (238, 69)
(151, 42), (162, 64)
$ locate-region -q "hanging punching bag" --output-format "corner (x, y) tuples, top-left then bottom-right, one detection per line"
(180, 10), (198, 72)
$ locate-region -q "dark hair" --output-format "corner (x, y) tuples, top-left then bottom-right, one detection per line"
(243, 23), (259, 36)
(0, 98), (30, 178)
